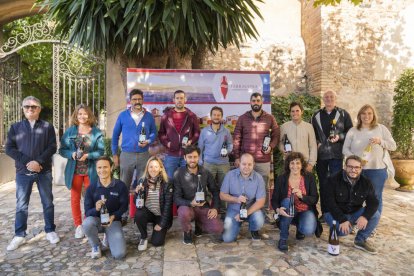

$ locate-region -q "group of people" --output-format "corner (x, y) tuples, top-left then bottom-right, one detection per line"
(5, 88), (395, 258)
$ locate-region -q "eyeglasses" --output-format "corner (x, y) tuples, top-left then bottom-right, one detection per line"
(346, 165), (362, 170)
(23, 105), (40, 110)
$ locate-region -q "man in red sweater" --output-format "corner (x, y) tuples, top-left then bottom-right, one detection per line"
(233, 92), (280, 210)
(158, 90), (200, 179)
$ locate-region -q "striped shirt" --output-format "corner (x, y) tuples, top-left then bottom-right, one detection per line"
(146, 187), (161, 216)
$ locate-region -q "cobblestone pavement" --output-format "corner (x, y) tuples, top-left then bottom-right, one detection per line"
(0, 181), (413, 275)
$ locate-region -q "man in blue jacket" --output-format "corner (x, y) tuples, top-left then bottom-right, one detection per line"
(198, 106), (233, 214)
(112, 89), (157, 190)
(5, 96), (60, 251)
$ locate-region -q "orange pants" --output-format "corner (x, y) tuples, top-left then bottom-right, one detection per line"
(71, 174), (90, 226)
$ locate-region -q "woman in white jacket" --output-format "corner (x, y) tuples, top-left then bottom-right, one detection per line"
(343, 104), (396, 218)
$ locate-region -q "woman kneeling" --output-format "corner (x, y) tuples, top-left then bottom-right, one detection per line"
(272, 152), (318, 252)
(133, 156), (173, 251)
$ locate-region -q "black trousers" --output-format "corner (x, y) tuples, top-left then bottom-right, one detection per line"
(315, 158), (343, 214)
(135, 207), (168, 246)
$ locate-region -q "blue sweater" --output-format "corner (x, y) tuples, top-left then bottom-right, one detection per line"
(84, 179), (129, 221)
(59, 126), (104, 189)
(111, 109), (157, 154)
(6, 119), (57, 174)
(198, 124), (233, 165)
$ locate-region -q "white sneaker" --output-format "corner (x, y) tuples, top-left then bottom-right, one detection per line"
(75, 225), (84, 239)
(91, 245), (102, 259)
(46, 232), (60, 244)
(138, 239), (148, 251)
(102, 233), (108, 248)
(7, 236), (26, 251)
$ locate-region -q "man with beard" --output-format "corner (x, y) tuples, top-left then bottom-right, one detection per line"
(233, 92), (280, 210)
(158, 90), (200, 179)
(325, 155), (379, 254)
(173, 145), (223, 245)
(112, 89), (157, 190)
(198, 106), (233, 214)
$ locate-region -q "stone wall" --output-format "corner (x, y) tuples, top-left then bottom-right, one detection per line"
(203, 0), (306, 96)
(315, 0), (414, 126)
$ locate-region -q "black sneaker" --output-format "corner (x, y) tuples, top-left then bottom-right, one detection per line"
(278, 239), (288, 252)
(354, 240), (377, 255)
(183, 231), (193, 245)
(296, 230), (305, 240)
(319, 215), (326, 224)
(251, 231), (261, 241)
(194, 224), (202, 237)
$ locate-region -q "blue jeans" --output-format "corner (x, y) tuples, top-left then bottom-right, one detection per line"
(164, 155), (186, 179)
(324, 208), (380, 242)
(222, 208), (265, 243)
(279, 198), (317, 240)
(83, 216), (126, 259)
(362, 168), (387, 215)
(316, 158), (343, 213)
(15, 172), (56, 237)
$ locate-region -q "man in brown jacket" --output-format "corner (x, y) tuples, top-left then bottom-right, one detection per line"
(233, 92), (280, 209)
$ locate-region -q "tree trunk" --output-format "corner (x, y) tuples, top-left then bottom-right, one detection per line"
(167, 45), (192, 69)
(192, 46), (207, 69)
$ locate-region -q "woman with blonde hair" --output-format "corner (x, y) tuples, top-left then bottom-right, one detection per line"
(132, 156), (173, 251)
(60, 104), (104, 238)
(343, 104), (396, 220)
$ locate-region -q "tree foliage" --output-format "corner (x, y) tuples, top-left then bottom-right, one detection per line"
(37, 0), (263, 60)
(3, 15), (53, 121)
(312, 0), (364, 6)
(392, 69), (414, 159)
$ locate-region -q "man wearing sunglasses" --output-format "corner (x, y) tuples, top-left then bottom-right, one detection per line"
(5, 96), (60, 251)
(324, 155), (380, 254)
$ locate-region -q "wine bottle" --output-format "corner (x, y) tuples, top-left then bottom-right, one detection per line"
(220, 136), (228, 157)
(328, 220), (340, 256)
(329, 119), (337, 140)
(288, 192), (295, 217)
(361, 143), (372, 166)
(182, 135), (189, 148)
(139, 122), (146, 144)
(76, 135), (85, 160)
(136, 178), (145, 209)
(284, 134), (292, 153)
(239, 193), (248, 221)
(262, 128), (272, 153)
(100, 195), (110, 226)
(195, 174), (205, 204)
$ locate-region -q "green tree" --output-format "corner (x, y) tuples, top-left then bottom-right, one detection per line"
(312, 0), (363, 6)
(3, 15), (53, 121)
(37, 0), (263, 85)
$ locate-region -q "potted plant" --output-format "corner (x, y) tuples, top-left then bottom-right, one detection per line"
(391, 68), (414, 192)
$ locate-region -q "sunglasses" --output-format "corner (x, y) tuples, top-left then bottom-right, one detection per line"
(23, 105), (40, 110)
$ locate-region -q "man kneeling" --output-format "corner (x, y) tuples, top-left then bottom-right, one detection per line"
(220, 153), (266, 242)
(325, 155), (380, 254)
(83, 156), (128, 259)
(173, 145), (223, 245)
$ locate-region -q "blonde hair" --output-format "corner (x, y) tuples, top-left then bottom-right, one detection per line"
(70, 104), (96, 126)
(357, 104), (378, 130)
(142, 156), (169, 183)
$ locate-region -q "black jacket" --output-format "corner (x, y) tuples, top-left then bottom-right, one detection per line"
(326, 171), (379, 223)
(311, 107), (353, 160)
(132, 178), (174, 229)
(173, 165), (220, 209)
(271, 172), (319, 216)
(6, 119), (57, 174)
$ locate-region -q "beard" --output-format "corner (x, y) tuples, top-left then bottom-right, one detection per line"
(251, 104), (262, 112)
